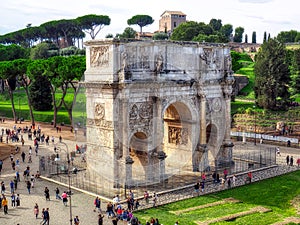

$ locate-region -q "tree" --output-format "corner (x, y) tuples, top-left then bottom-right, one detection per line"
(0, 44), (29, 61)
(77, 14), (111, 40)
(233, 27), (244, 43)
(30, 42), (58, 59)
(220, 24), (233, 42)
(153, 32), (169, 40)
(29, 74), (52, 111)
(263, 31), (267, 43)
(118, 27), (137, 39)
(252, 31), (257, 44)
(127, 15), (154, 34)
(209, 19), (222, 31)
(57, 56), (85, 125)
(254, 38), (290, 110)
(12, 59), (36, 124)
(277, 30), (299, 43)
(0, 61), (18, 122)
(105, 34), (114, 38)
(289, 49), (300, 96)
(245, 34), (248, 43)
(171, 21), (202, 41)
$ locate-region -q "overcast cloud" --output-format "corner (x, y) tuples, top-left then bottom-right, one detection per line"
(1, 0), (299, 43)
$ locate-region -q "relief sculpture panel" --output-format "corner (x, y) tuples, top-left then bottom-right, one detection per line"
(90, 46), (109, 67)
(129, 102), (153, 135)
(168, 126), (188, 145)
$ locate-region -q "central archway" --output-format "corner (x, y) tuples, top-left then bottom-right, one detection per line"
(162, 101), (194, 171)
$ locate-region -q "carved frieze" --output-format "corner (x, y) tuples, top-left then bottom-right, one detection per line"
(95, 119), (113, 129)
(87, 118), (113, 129)
(90, 46), (109, 67)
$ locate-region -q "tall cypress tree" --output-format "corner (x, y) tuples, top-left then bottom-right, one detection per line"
(245, 34), (248, 43)
(252, 31), (256, 44)
(254, 38), (290, 110)
(263, 31), (267, 43)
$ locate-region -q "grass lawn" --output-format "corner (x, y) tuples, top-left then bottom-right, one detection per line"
(0, 88), (75, 124)
(134, 170), (300, 225)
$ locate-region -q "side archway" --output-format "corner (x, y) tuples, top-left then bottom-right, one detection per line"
(162, 101), (196, 171)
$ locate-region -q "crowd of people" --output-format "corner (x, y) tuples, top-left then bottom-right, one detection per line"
(1, 120), (300, 225)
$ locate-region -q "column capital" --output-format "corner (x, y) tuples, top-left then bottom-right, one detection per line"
(157, 151), (167, 160)
(125, 156), (134, 164)
(196, 143), (208, 152)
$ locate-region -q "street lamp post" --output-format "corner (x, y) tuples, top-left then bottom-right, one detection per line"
(253, 106), (256, 145)
(58, 142), (73, 225)
(66, 152), (72, 225)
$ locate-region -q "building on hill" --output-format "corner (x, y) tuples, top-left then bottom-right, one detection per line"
(135, 32), (154, 40)
(159, 10), (186, 35)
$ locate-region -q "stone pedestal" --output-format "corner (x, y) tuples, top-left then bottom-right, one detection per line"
(125, 156), (134, 187)
(216, 142), (234, 168)
(157, 151), (167, 181)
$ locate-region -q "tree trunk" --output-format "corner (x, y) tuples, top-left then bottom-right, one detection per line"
(8, 88), (17, 123)
(62, 99), (73, 126)
(24, 86), (35, 125)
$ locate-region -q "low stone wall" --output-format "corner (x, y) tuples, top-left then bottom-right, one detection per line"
(132, 165), (299, 210)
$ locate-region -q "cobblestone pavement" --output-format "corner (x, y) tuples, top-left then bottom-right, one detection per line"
(0, 120), (300, 225)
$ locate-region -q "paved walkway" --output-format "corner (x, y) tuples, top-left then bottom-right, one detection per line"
(0, 120), (300, 225)
(0, 121), (112, 225)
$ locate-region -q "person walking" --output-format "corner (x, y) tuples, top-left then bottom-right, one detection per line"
(16, 194), (20, 207)
(21, 151), (26, 163)
(9, 180), (14, 193)
(44, 187), (50, 201)
(200, 181), (205, 192)
(34, 203), (39, 219)
(0, 159), (3, 174)
(94, 196), (102, 213)
(1, 181), (6, 194)
(232, 174), (236, 187)
(26, 180), (31, 194)
(14, 176), (18, 190)
(55, 187), (61, 200)
(290, 156), (294, 166)
(42, 208), (50, 225)
(194, 182), (200, 196)
(74, 215), (80, 225)
(98, 214), (104, 225)
(2, 196), (8, 214)
(62, 191), (68, 206)
(152, 192), (158, 208)
(286, 155), (290, 165)
(11, 192), (16, 208)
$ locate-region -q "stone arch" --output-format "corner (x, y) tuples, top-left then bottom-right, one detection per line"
(162, 101), (197, 171)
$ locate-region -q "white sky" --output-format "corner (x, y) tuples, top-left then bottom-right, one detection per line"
(1, 0), (299, 44)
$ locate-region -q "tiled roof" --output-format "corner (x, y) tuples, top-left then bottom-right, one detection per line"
(161, 10), (186, 17)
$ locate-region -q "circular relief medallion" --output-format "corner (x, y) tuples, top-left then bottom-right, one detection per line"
(95, 104), (105, 119)
(212, 98), (222, 112)
(139, 103), (153, 119)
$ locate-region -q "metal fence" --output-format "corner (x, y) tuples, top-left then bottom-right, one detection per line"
(39, 145), (277, 200)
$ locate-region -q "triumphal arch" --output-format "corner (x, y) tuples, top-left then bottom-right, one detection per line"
(83, 39), (234, 189)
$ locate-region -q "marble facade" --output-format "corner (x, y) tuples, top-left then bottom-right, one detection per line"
(83, 39), (234, 188)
